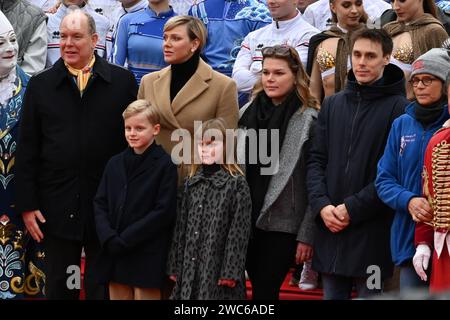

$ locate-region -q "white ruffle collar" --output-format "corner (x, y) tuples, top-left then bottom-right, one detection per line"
(0, 69), (17, 107)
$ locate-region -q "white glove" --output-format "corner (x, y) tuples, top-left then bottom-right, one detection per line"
(413, 244), (431, 281)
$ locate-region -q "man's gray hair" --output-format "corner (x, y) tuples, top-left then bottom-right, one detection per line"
(64, 5), (97, 35)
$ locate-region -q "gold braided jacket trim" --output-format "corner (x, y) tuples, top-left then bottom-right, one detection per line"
(428, 140), (450, 229)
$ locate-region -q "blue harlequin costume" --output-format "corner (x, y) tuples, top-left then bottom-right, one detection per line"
(189, 0), (271, 77)
(437, 1), (450, 10)
(0, 66), (45, 299)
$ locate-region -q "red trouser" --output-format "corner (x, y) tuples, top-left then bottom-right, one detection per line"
(431, 241), (450, 294)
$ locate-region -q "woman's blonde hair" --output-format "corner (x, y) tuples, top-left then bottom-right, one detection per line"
(163, 15), (207, 52)
(122, 99), (160, 125)
(189, 118), (244, 177)
(252, 45), (320, 111)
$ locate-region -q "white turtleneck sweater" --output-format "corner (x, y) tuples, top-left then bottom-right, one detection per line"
(0, 68), (17, 107)
(232, 11), (319, 93)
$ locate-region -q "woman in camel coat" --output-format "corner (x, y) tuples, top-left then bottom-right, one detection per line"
(138, 16), (239, 181)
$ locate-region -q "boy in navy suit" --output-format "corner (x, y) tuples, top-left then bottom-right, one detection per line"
(94, 99), (178, 300)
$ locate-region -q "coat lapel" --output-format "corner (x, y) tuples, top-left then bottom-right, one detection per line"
(260, 108), (317, 214)
(171, 59), (211, 116)
(153, 67), (180, 130)
(127, 144), (165, 181)
(117, 152), (128, 183)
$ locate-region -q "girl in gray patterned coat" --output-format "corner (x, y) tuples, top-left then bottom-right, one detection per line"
(167, 118), (253, 300)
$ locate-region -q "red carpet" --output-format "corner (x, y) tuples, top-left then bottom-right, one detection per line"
(246, 269), (324, 300)
(79, 258), (324, 300)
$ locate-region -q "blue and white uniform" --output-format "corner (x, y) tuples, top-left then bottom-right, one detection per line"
(112, 6), (176, 84)
(189, 0), (271, 77)
(437, 1), (450, 12)
(106, 0), (148, 62)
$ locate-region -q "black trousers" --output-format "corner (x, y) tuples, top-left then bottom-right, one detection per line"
(246, 229), (297, 300)
(43, 232), (106, 300)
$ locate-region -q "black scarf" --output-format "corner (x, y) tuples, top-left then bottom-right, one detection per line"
(124, 142), (154, 179)
(415, 96), (446, 127)
(170, 51), (200, 102)
(202, 163), (221, 177)
(239, 90), (301, 226)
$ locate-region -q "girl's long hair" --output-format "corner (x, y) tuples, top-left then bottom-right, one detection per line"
(189, 118), (244, 177)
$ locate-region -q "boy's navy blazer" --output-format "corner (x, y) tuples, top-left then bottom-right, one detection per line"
(94, 143), (178, 287)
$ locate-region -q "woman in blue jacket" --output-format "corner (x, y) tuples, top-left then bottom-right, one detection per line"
(111, 0), (176, 84)
(376, 47), (450, 291)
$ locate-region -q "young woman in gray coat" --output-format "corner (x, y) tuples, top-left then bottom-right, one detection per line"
(238, 45), (319, 300)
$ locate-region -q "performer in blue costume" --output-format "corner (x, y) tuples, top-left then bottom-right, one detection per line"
(112, 0), (177, 84)
(190, 0), (271, 77)
(0, 11), (45, 300)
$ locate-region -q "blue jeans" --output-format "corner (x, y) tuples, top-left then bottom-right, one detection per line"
(322, 273), (382, 300)
(399, 261), (428, 292)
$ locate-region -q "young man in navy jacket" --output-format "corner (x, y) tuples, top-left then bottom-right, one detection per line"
(306, 28), (408, 300)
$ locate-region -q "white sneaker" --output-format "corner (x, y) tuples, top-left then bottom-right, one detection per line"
(299, 260), (318, 290)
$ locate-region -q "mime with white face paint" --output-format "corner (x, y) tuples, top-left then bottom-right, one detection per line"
(1, 0), (48, 75)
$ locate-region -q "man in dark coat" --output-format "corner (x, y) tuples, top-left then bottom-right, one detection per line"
(14, 8), (138, 299)
(306, 28), (409, 300)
